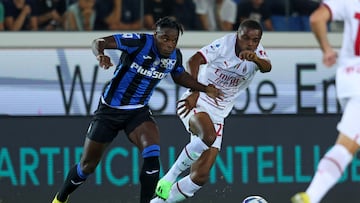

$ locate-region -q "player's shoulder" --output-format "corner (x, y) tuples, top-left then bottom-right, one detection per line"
(324, 0), (354, 8)
(113, 32), (145, 39)
(220, 33), (236, 42)
(255, 43), (270, 59)
(324, 0), (353, 3)
(256, 43), (266, 50)
(209, 33), (236, 50)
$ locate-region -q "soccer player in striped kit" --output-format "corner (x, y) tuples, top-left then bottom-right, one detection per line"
(51, 16), (222, 203)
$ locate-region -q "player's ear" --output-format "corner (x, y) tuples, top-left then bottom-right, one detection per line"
(154, 32), (160, 40)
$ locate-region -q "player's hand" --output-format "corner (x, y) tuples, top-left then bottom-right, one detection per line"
(323, 49), (337, 67)
(177, 91), (199, 118)
(239, 50), (256, 61)
(97, 55), (113, 69)
(205, 84), (223, 105)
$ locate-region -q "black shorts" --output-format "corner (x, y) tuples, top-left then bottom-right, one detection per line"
(86, 102), (156, 143)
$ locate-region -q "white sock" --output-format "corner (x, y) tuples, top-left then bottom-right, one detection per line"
(162, 137), (208, 183)
(166, 175), (201, 203)
(150, 196), (166, 203)
(306, 144), (352, 203)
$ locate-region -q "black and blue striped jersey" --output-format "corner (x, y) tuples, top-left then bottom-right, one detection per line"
(102, 33), (185, 108)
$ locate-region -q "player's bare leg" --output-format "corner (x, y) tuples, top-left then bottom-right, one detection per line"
(153, 112), (218, 202)
(52, 138), (108, 203)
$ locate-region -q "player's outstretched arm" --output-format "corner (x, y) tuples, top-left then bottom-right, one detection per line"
(172, 72), (223, 101)
(91, 36), (117, 69)
(310, 4), (337, 67)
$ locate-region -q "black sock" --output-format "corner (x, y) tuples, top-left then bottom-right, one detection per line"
(139, 156), (160, 203)
(57, 164), (88, 201)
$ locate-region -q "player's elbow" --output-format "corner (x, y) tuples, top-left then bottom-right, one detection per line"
(310, 5), (331, 27)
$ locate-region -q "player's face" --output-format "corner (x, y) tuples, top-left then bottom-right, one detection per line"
(154, 27), (179, 57)
(236, 27), (262, 52)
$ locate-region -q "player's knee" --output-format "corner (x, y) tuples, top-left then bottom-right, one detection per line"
(202, 131), (217, 146)
(190, 113), (216, 146)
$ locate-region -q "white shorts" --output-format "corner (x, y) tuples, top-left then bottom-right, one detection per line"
(177, 92), (225, 149)
(337, 97), (360, 145)
(336, 65), (360, 100)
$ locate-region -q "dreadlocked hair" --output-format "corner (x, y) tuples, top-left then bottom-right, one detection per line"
(154, 16), (184, 35)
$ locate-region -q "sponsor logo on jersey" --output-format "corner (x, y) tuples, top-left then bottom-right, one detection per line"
(130, 62), (166, 79)
(214, 68), (244, 87)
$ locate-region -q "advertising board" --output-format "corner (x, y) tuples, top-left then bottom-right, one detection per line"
(0, 48), (339, 115)
(1, 115), (358, 203)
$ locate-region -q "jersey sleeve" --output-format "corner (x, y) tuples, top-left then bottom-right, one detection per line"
(112, 33), (143, 54)
(198, 38), (223, 64)
(171, 49), (186, 77)
(323, 0), (346, 21)
(255, 43), (270, 61)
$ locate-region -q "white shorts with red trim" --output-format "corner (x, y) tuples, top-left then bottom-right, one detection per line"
(177, 91), (225, 149)
(337, 97), (360, 144)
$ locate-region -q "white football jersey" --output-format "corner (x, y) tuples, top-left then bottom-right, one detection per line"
(196, 33), (270, 118)
(323, 0), (360, 99)
(324, 0), (360, 67)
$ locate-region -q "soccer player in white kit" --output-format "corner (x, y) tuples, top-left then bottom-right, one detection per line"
(150, 19), (272, 203)
(291, 1), (360, 203)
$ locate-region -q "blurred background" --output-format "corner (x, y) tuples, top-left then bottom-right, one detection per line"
(0, 0), (343, 32)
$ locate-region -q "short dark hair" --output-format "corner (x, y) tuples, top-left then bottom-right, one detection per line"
(238, 19), (263, 36)
(155, 16), (184, 35)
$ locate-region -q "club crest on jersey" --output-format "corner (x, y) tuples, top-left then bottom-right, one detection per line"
(160, 58), (176, 69)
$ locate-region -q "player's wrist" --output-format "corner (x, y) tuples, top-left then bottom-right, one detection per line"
(190, 88), (200, 93)
(96, 54), (105, 61)
(204, 84), (215, 95)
